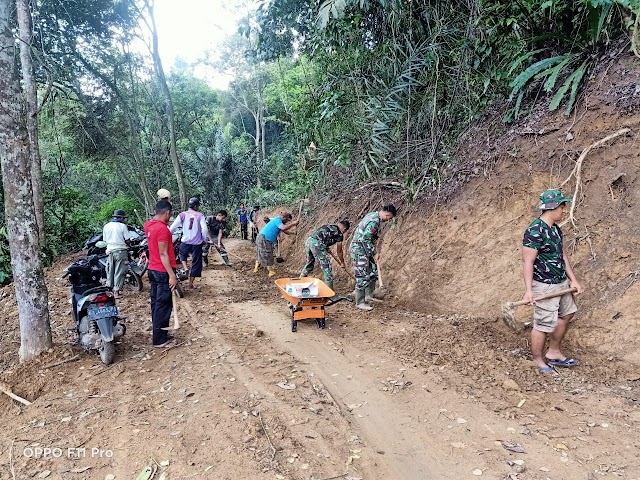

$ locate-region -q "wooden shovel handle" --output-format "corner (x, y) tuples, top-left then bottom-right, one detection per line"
(511, 287), (577, 307)
(171, 295), (180, 329)
(328, 249), (355, 280)
(376, 261), (383, 288)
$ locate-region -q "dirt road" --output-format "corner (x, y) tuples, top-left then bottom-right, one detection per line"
(1, 239), (639, 479)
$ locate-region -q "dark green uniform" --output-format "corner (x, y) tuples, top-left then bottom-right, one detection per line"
(300, 224), (344, 283)
(349, 212), (381, 290)
(522, 218), (566, 284)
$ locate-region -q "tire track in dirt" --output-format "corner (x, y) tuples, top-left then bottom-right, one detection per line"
(180, 282), (385, 479)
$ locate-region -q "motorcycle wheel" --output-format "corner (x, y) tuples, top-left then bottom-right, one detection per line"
(99, 341), (115, 365)
(137, 253), (149, 275)
(174, 282), (184, 298)
(125, 271), (143, 292)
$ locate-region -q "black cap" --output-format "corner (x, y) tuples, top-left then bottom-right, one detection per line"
(113, 209), (127, 218)
(188, 197), (200, 208)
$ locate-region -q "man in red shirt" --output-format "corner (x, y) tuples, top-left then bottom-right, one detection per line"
(144, 200), (178, 348)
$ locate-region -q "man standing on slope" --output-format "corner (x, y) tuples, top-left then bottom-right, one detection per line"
(102, 209), (131, 299)
(144, 200), (178, 348)
(170, 197), (209, 289)
(350, 204), (396, 310)
(522, 189), (584, 373)
(237, 204), (249, 241)
(300, 220), (350, 293)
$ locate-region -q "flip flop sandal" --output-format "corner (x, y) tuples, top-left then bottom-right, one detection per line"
(546, 357), (579, 368)
(539, 366), (555, 373)
(153, 338), (177, 349)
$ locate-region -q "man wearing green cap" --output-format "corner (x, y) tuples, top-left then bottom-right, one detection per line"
(522, 189), (584, 373)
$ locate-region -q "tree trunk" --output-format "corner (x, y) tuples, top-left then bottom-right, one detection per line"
(148, 2), (187, 210)
(16, 0), (45, 248)
(0, 0), (52, 361)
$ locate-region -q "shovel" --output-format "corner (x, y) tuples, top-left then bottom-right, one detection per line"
(275, 237), (285, 263)
(328, 249), (355, 280)
(162, 294), (180, 331)
(371, 260), (388, 300)
(501, 287), (577, 331)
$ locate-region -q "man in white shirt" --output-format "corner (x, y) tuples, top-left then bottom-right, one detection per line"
(102, 210), (132, 298)
(170, 197), (210, 288)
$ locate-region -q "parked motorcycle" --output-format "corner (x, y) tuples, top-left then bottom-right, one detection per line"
(136, 226), (181, 273)
(84, 225), (148, 274)
(93, 241), (144, 292)
(63, 256), (126, 365)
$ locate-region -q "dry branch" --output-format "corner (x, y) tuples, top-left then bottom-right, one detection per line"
(9, 440), (16, 480)
(357, 181), (404, 191)
(41, 354), (80, 370)
(559, 128), (630, 228)
(258, 411), (277, 461)
(0, 382), (32, 406)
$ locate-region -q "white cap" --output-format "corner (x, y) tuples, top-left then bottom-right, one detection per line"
(157, 188), (171, 200)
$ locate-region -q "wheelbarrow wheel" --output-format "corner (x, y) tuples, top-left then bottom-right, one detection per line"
(291, 319), (297, 332)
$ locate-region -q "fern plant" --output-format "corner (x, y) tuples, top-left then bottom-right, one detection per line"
(505, 0), (616, 121)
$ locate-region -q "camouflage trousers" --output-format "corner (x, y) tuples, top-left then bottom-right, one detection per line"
(350, 249), (377, 290)
(300, 238), (333, 283)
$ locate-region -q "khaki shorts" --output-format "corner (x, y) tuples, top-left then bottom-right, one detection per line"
(532, 280), (578, 333)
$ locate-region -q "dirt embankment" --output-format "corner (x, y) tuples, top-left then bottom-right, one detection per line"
(279, 53), (640, 366)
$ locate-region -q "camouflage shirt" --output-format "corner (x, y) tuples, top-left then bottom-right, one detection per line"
(309, 224), (344, 247)
(350, 212), (381, 256)
(522, 218), (566, 284)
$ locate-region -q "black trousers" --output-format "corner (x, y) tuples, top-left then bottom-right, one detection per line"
(148, 270), (173, 345)
(240, 222), (248, 240)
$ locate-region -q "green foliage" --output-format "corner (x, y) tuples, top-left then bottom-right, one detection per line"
(98, 197), (141, 223)
(502, 0), (622, 120)
(45, 189), (99, 255)
(0, 226), (11, 285)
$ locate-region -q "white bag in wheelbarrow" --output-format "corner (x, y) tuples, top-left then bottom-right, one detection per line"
(286, 280), (319, 297)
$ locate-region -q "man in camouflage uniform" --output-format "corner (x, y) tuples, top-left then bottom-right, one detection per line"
(522, 189), (584, 373)
(350, 204), (397, 311)
(300, 221), (351, 292)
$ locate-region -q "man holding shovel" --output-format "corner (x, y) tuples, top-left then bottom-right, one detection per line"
(300, 220), (351, 292)
(350, 204), (397, 310)
(255, 212), (299, 277)
(522, 189), (584, 373)
(204, 210), (232, 266)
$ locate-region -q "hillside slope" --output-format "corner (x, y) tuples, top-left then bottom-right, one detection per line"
(282, 53), (640, 366)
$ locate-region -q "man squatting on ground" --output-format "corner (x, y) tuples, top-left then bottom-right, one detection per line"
(255, 212), (299, 277)
(522, 189), (584, 373)
(300, 221), (350, 293)
(170, 197), (210, 289)
(204, 210), (232, 266)
(144, 200), (178, 348)
(350, 204), (397, 311)
(102, 209), (132, 299)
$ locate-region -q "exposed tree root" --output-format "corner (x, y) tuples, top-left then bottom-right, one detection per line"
(559, 128), (630, 228)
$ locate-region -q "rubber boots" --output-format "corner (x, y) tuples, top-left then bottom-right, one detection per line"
(355, 289), (373, 311)
(254, 261), (260, 273)
(267, 266), (276, 277)
(222, 254), (233, 266)
(365, 284), (383, 303)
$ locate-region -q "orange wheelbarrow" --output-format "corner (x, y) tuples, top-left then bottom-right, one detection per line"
(275, 277), (353, 332)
